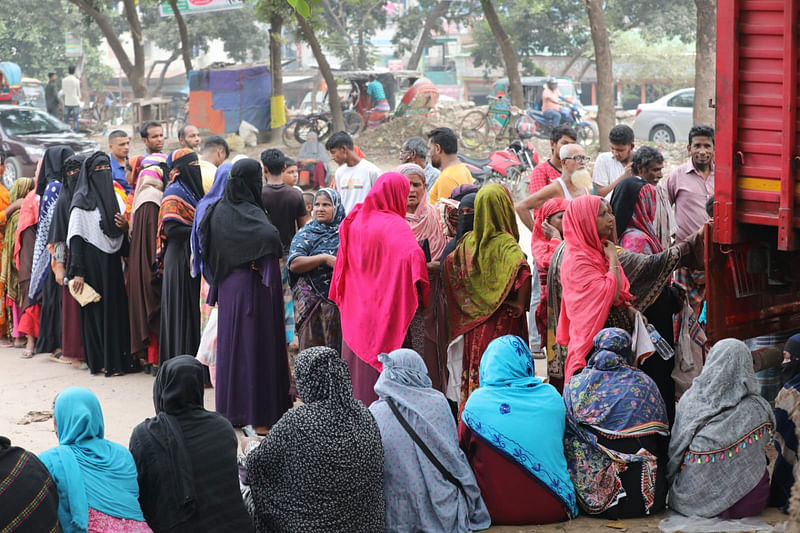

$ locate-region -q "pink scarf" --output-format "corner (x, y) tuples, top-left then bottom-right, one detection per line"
(556, 195), (632, 382)
(531, 197), (568, 274)
(396, 163), (450, 261)
(329, 172), (429, 371)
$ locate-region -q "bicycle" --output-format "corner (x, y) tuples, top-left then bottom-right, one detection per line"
(459, 96), (528, 150)
(282, 109), (363, 148)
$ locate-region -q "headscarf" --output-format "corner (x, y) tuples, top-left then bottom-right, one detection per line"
(14, 184), (39, 271)
(667, 339), (775, 516)
(369, 349), (491, 532)
(130, 153), (168, 222)
(287, 188), (346, 299)
(461, 335), (578, 517)
(190, 162), (231, 278)
(611, 178), (663, 253)
(396, 163), (449, 262)
(198, 158), (282, 284)
(1, 178), (34, 301)
(34, 145), (73, 196)
(443, 184), (526, 339)
(531, 197), (568, 274)
(246, 347), (385, 532)
(38, 387), (145, 532)
(440, 192), (476, 261)
(128, 155), (145, 191)
(772, 334), (800, 510)
(48, 154), (86, 245)
(557, 195), (632, 383)
(564, 328), (669, 514)
(297, 130), (329, 174)
(330, 172), (429, 371)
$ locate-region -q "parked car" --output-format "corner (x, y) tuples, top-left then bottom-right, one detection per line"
(633, 88), (694, 143)
(0, 105), (100, 188)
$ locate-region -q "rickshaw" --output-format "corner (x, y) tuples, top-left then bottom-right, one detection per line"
(0, 62), (22, 104)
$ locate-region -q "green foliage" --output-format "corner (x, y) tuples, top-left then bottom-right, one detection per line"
(391, 0), (473, 57)
(611, 30), (694, 83)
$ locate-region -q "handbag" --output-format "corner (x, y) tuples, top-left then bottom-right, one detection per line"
(385, 397), (468, 499)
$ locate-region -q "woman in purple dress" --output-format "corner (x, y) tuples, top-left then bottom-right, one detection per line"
(198, 158), (289, 435)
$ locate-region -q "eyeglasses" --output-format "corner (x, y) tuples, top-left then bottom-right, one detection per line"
(563, 155), (590, 163)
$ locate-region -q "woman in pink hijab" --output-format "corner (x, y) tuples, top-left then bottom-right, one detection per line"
(556, 195), (634, 383)
(330, 172), (429, 404)
(395, 163), (451, 393)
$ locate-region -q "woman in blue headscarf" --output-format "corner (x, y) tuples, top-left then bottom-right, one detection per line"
(459, 335), (577, 524)
(563, 328), (670, 518)
(39, 387), (151, 533)
(287, 188), (345, 353)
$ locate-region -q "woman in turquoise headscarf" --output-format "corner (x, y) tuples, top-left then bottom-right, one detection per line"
(39, 387), (151, 533)
(458, 335), (577, 524)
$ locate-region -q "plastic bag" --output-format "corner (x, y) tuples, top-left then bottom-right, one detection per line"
(671, 298), (707, 396)
(632, 311), (655, 365)
(196, 308), (218, 367)
(446, 335), (464, 403)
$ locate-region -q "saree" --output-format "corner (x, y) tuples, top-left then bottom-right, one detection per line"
(0, 178), (34, 337)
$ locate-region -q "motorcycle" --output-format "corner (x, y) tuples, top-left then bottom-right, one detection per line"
(526, 101), (597, 146)
(457, 140), (539, 200)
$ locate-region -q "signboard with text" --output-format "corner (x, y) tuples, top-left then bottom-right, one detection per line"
(159, 0), (244, 17)
(65, 32), (82, 57)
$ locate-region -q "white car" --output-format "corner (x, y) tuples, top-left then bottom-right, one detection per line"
(633, 88), (694, 144)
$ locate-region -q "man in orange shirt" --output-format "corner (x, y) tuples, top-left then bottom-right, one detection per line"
(542, 78), (563, 127)
(427, 127), (473, 204)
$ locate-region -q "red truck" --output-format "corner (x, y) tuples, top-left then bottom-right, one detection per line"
(706, 0), (800, 341)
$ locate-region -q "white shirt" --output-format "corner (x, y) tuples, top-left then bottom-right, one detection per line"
(593, 151), (624, 200)
(334, 159), (381, 213)
(62, 75), (81, 107)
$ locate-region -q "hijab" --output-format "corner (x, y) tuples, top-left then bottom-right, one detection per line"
(38, 387), (145, 532)
(246, 347), (385, 532)
(287, 188), (346, 299)
(611, 178), (663, 253)
(166, 148), (205, 203)
(369, 349), (491, 532)
(128, 155), (145, 191)
(440, 192), (476, 261)
(531, 196), (568, 274)
(461, 335), (578, 517)
(48, 154), (86, 245)
(443, 184), (526, 338)
(35, 145), (73, 196)
(191, 162), (230, 278)
(396, 163), (449, 261)
(297, 131), (329, 173)
(198, 158), (282, 284)
(557, 195), (632, 383)
(773, 334), (800, 510)
(330, 172), (429, 371)
(130, 153), (168, 223)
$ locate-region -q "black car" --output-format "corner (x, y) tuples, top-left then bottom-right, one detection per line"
(0, 105), (100, 188)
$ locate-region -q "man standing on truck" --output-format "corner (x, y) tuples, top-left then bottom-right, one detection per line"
(62, 65), (81, 133)
(45, 73), (59, 118)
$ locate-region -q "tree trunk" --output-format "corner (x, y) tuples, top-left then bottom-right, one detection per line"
(479, 0), (523, 108)
(168, 0), (193, 74)
(153, 55), (180, 96)
(269, 14), (285, 143)
(693, 0), (716, 126)
(295, 12), (344, 132)
(407, 0), (451, 70)
(560, 45), (588, 77)
(584, 0), (614, 151)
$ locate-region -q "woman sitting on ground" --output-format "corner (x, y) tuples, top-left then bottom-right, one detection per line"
(245, 347), (384, 532)
(564, 328), (670, 518)
(668, 338), (775, 518)
(129, 355), (253, 532)
(459, 335), (578, 525)
(770, 333), (800, 512)
(39, 387), (152, 533)
(369, 348), (490, 531)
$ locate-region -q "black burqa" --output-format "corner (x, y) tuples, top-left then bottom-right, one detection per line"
(67, 151), (133, 376)
(441, 192), (477, 261)
(129, 355), (254, 533)
(34, 145), (73, 354)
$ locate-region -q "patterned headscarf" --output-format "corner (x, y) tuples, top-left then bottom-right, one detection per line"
(396, 163), (449, 261)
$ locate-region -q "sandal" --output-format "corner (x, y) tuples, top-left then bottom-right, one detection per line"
(49, 351), (71, 364)
(0, 339), (14, 348)
(20, 349), (34, 359)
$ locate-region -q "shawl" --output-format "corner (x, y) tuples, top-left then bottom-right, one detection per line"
(667, 339), (775, 517)
(190, 162), (230, 278)
(330, 172), (429, 371)
(440, 192), (476, 261)
(128, 155), (144, 191)
(772, 334), (800, 510)
(0, 436), (60, 533)
(48, 154), (85, 245)
(461, 335), (578, 517)
(157, 149), (204, 272)
(564, 328), (669, 514)
(198, 159), (282, 285)
(246, 347), (385, 532)
(612, 178), (663, 254)
(14, 190), (39, 271)
(396, 163), (449, 262)
(131, 153), (168, 221)
(1, 178), (34, 301)
(38, 387), (144, 532)
(557, 195), (632, 382)
(531, 197), (568, 274)
(287, 188), (346, 299)
(369, 349), (491, 532)
(443, 184), (526, 339)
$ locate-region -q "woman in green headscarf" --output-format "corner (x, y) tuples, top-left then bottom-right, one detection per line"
(0, 177), (34, 345)
(443, 184), (531, 410)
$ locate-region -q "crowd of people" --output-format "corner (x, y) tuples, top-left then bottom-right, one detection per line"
(1, 120), (800, 532)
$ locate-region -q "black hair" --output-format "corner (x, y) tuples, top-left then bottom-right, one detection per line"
(177, 126), (186, 141)
(260, 148), (286, 176)
(67, 65), (76, 75)
(706, 195), (714, 218)
(631, 146), (664, 175)
(427, 127), (458, 155)
(140, 121), (162, 139)
(48, 72), (55, 78)
(0, 151), (7, 164)
(608, 124), (634, 145)
(325, 131), (354, 151)
(202, 135), (230, 158)
(108, 129), (129, 142)
(550, 124), (577, 144)
(283, 157), (296, 168)
(689, 125), (715, 146)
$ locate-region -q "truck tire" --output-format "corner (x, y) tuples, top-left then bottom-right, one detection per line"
(3, 157), (21, 189)
(649, 125), (675, 144)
